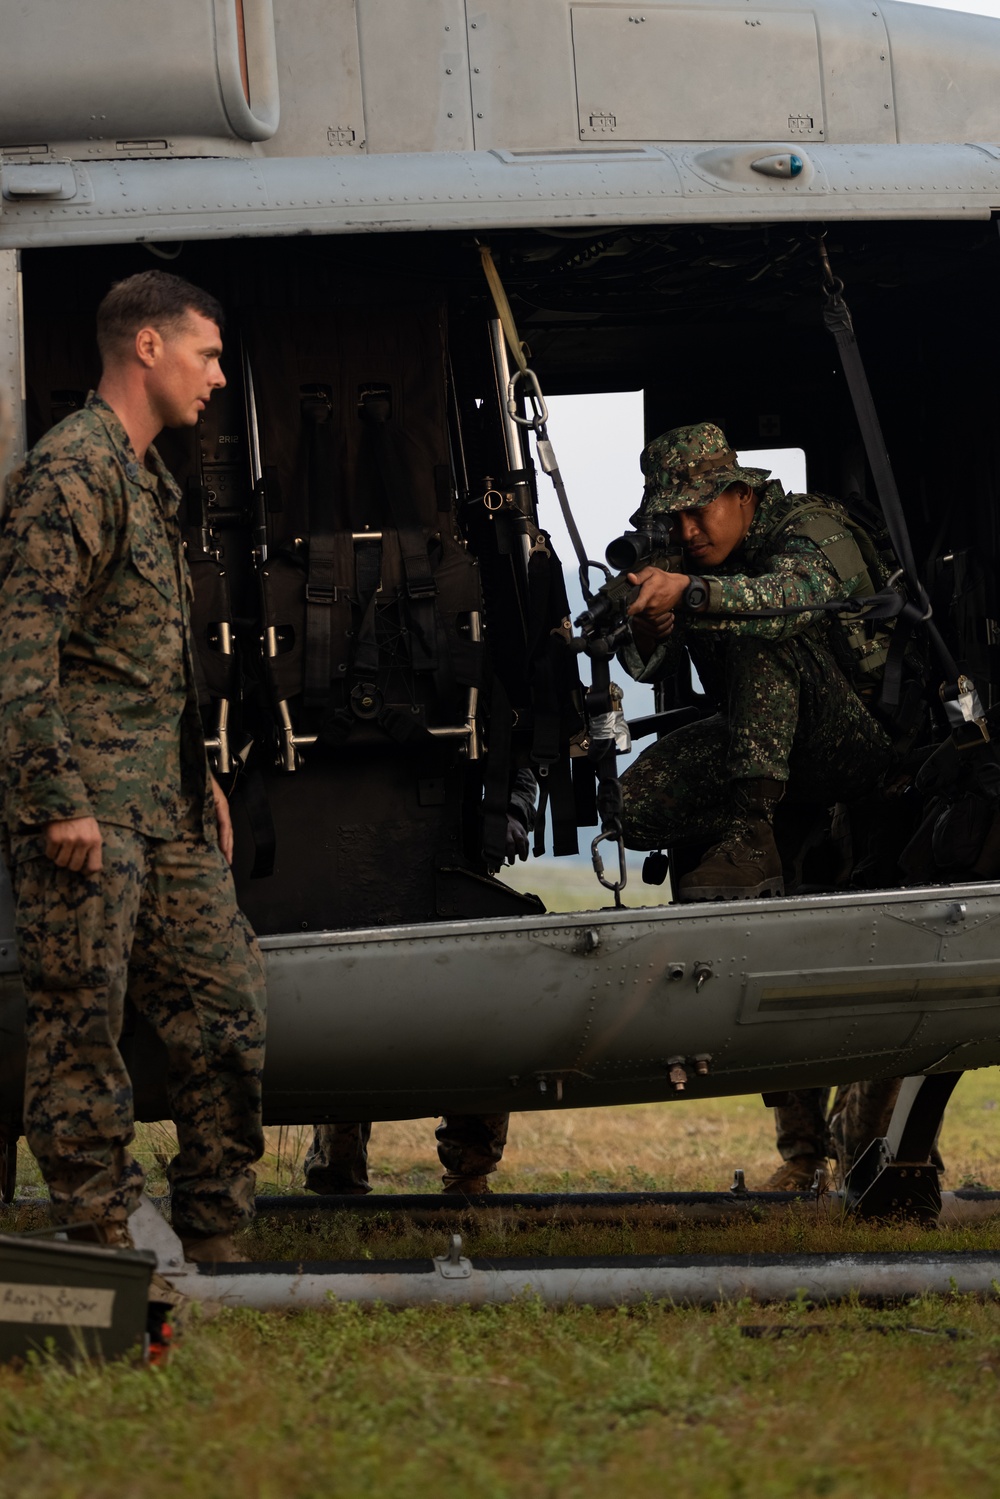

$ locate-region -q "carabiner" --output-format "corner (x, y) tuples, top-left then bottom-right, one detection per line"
(592, 828), (627, 907)
(507, 367), (549, 431)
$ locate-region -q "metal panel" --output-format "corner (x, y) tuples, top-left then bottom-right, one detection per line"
(2, 145), (1000, 253)
(260, 0), (364, 156)
(356, 0), (474, 153)
(466, 1), (578, 152)
(573, 5), (824, 144)
(0, 251), (24, 478)
(0, 0), (278, 147)
(883, 0), (1000, 146)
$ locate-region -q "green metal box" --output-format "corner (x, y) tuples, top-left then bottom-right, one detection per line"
(0, 1233), (156, 1363)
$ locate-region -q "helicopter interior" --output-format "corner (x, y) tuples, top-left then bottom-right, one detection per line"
(17, 216), (1000, 929)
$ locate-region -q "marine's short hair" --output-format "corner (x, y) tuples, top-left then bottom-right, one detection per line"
(96, 269), (224, 365)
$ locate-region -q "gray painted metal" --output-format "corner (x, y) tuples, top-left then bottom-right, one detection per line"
(3, 143), (1000, 255)
(1, 1), (999, 161)
(162, 1251), (1000, 1308)
(0, 0), (279, 147)
(2, 879), (998, 1123)
(0, 251), (23, 474)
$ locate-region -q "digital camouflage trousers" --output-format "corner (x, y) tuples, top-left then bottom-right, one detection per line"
(303, 1114), (510, 1192)
(621, 634), (893, 849)
(774, 1080), (906, 1176)
(12, 825), (266, 1239)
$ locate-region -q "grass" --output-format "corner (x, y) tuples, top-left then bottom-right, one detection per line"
(2, 1297), (1000, 1498)
(3, 849), (1000, 1498)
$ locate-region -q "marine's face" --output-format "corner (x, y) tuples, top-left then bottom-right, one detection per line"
(145, 310), (226, 428)
(674, 483), (757, 568)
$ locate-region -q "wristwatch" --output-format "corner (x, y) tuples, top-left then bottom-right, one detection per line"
(683, 575), (709, 612)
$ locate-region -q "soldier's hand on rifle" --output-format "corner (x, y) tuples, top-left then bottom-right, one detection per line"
(210, 774), (234, 865)
(44, 817), (103, 874)
(627, 566), (690, 636)
(630, 613), (675, 658)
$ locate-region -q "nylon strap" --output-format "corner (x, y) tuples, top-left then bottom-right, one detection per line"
(483, 675), (514, 865)
(821, 275), (962, 689)
(479, 245), (530, 376)
(361, 409), (440, 674)
(301, 392), (339, 708)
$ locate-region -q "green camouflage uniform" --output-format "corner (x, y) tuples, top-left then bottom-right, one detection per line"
(618, 423), (894, 1171)
(0, 394), (266, 1239)
(618, 441), (894, 848)
(303, 1114), (510, 1194)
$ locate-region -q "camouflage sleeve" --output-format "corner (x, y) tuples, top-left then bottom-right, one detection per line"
(691, 532), (843, 640)
(617, 623), (688, 684)
(0, 464), (99, 831)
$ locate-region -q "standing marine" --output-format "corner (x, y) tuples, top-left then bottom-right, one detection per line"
(0, 269), (267, 1260)
(619, 421), (896, 1188)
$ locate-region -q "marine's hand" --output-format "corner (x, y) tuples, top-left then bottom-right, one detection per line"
(626, 567), (690, 632)
(45, 817), (102, 873)
(211, 775), (234, 865)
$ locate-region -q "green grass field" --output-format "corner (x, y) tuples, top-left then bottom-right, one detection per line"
(2, 858), (999, 1497)
(2, 1068), (1000, 1496)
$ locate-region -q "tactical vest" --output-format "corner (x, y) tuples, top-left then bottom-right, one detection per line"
(752, 490), (895, 702)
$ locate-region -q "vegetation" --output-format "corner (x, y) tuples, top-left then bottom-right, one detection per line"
(2, 1295), (1000, 1498)
(1, 1067), (999, 1496)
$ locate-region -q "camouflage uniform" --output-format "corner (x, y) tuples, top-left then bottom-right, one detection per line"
(619, 429), (894, 848)
(0, 395), (266, 1238)
(303, 1114), (509, 1194)
(618, 423), (894, 1177)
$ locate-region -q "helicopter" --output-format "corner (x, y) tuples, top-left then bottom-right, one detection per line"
(2, 0), (1000, 1218)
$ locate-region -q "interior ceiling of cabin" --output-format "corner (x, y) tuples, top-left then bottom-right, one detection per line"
(24, 217), (999, 392)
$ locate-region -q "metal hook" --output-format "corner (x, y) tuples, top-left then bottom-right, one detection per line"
(592, 828), (627, 905)
(507, 367), (549, 430)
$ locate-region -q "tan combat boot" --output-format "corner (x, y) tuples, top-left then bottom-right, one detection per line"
(441, 1176), (494, 1196)
(679, 779), (785, 901)
(65, 1219), (135, 1249)
(756, 1155), (830, 1192)
(180, 1232), (242, 1263)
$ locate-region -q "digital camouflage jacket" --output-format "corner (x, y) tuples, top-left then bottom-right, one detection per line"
(0, 394), (212, 842)
(620, 481), (879, 694)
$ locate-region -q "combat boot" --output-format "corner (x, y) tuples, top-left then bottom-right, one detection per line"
(679, 779), (785, 901)
(65, 1219), (135, 1250)
(180, 1231), (242, 1263)
(441, 1175), (494, 1196)
(756, 1155), (830, 1192)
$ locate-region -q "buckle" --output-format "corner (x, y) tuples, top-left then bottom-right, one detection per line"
(305, 584), (336, 605)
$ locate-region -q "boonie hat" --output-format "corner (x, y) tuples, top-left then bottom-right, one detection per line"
(632, 422), (771, 522)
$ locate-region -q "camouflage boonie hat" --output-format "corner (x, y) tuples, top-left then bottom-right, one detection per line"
(632, 422), (771, 522)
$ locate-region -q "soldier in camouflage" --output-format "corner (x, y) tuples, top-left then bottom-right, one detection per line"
(618, 422), (895, 1188)
(0, 270), (266, 1260)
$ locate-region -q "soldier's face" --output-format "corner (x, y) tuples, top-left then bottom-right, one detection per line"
(675, 484), (757, 567)
(147, 311), (226, 428)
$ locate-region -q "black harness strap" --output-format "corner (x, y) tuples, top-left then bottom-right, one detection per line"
(360, 405), (440, 675)
(301, 390), (339, 709)
(483, 675), (514, 866)
(235, 761), (277, 880)
(350, 536), (384, 681)
(819, 255), (962, 694)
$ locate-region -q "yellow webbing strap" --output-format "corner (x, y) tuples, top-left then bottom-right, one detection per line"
(479, 245), (530, 376)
